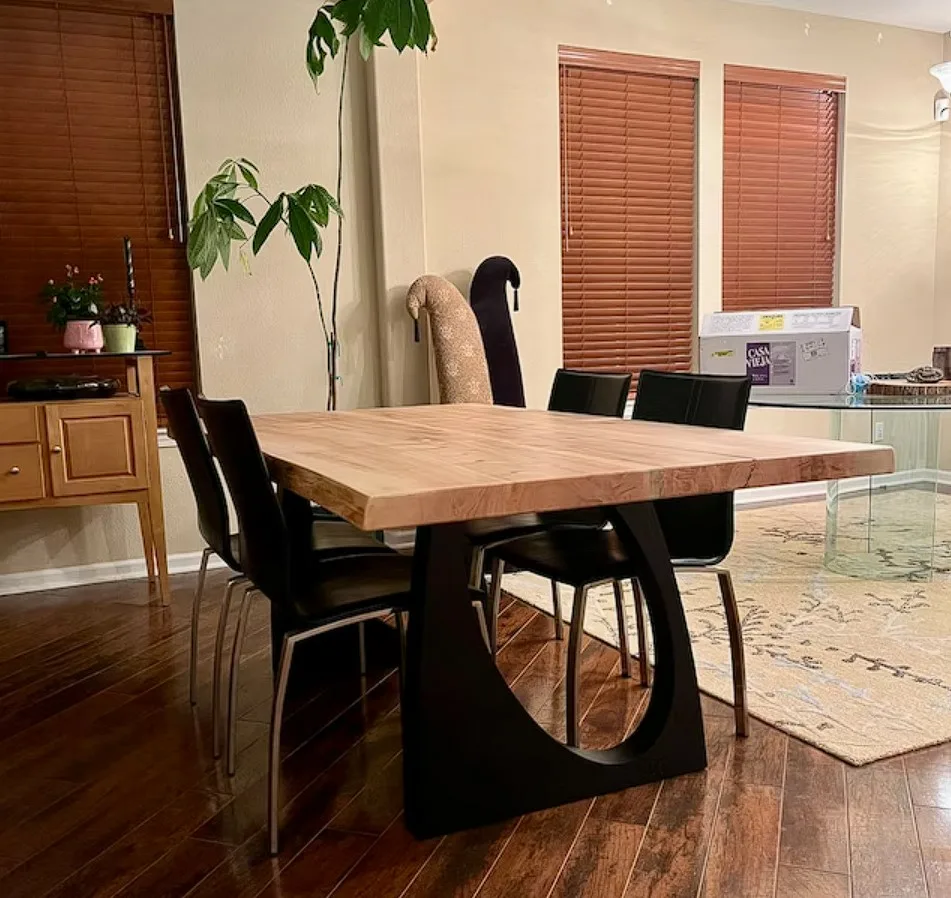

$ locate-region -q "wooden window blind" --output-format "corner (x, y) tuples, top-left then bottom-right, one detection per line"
(560, 47), (698, 384)
(0, 0), (196, 399)
(722, 65), (844, 312)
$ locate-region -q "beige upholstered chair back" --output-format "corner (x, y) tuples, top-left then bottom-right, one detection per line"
(407, 275), (493, 404)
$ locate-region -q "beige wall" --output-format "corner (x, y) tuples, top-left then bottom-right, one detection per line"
(0, 0), (379, 578)
(405, 0), (944, 429)
(936, 34), (951, 344)
(3, 0), (950, 581)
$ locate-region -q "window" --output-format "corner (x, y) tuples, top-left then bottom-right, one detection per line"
(722, 65), (844, 312)
(0, 0), (196, 398)
(559, 47), (698, 384)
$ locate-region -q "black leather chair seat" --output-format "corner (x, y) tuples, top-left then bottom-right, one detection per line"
(490, 527), (642, 587)
(465, 508), (606, 548)
(291, 552), (413, 621)
(225, 524), (391, 572)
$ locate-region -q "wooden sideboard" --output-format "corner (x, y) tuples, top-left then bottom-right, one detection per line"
(0, 352), (169, 603)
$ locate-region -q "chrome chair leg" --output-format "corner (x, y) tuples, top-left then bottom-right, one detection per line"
(396, 611), (409, 701)
(268, 608), (399, 854)
(226, 586), (256, 777)
(566, 584), (589, 748)
(550, 580), (565, 641)
(212, 576), (245, 759)
(189, 547), (213, 706)
(473, 600), (490, 650)
(358, 622), (367, 678)
(469, 546), (486, 590)
(269, 632), (296, 856)
(631, 579), (651, 687)
(487, 556), (504, 657)
(717, 569), (749, 737)
(612, 580), (632, 679)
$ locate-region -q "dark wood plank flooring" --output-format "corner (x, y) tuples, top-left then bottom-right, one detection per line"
(0, 569), (947, 897)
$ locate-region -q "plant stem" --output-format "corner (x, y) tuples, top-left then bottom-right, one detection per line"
(328, 38), (350, 413)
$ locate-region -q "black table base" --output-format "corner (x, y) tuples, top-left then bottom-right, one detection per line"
(276, 488), (707, 838)
(401, 503), (707, 838)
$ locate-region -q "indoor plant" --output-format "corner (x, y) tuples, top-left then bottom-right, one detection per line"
(42, 265), (105, 353)
(187, 0), (436, 410)
(100, 303), (152, 353)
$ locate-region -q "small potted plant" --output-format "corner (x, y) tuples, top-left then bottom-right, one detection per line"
(100, 303), (151, 353)
(42, 265), (104, 353)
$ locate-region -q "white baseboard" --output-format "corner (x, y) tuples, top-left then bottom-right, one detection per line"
(3, 469), (947, 597)
(0, 550), (228, 598)
(736, 481), (827, 508)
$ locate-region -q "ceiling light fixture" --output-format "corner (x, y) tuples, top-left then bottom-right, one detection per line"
(930, 62), (951, 122)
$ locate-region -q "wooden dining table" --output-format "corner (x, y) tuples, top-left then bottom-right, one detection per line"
(252, 403), (894, 840)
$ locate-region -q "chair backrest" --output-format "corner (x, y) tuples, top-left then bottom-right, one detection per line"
(196, 397), (291, 604)
(632, 370), (752, 564)
(406, 275), (493, 404)
(160, 387), (236, 567)
(469, 256), (525, 408)
(548, 369), (632, 417)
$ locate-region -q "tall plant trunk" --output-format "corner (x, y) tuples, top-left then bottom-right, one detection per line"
(326, 40), (350, 412)
(327, 336), (338, 411)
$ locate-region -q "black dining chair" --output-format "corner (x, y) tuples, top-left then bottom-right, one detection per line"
(485, 370), (753, 747)
(161, 387), (391, 760)
(161, 387), (248, 760)
(467, 368), (632, 652)
(197, 396), (415, 855)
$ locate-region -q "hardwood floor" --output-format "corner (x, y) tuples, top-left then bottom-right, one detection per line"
(0, 570), (948, 897)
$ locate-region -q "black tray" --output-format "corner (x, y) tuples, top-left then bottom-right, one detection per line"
(6, 376), (121, 401)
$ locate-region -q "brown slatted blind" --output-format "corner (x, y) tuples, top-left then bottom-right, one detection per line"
(560, 49), (698, 384)
(0, 0), (196, 400)
(722, 66), (843, 312)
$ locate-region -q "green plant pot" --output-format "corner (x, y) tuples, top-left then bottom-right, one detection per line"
(102, 324), (137, 354)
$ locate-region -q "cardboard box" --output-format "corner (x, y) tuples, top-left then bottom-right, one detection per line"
(699, 307), (862, 395)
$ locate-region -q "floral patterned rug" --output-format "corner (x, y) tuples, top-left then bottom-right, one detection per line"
(502, 492), (951, 765)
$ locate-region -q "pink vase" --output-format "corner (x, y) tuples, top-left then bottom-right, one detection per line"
(63, 320), (104, 354)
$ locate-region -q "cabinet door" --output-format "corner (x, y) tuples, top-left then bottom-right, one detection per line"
(0, 444), (46, 502)
(45, 400), (148, 497)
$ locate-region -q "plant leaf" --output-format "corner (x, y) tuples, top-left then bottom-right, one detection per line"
(216, 198), (256, 226)
(306, 7), (340, 83)
(236, 163), (259, 190)
(314, 8), (340, 56)
(390, 0), (412, 51)
(217, 226), (232, 272)
(225, 220), (247, 241)
(362, 0), (388, 44)
(358, 26), (375, 60)
(286, 196), (317, 262)
(190, 216), (220, 279)
(331, 0), (365, 36)
(186, 216), (204, 270)
(410, 0), (433, 50)
(199, 243), (217, 280)
(253, 195), (285, 255)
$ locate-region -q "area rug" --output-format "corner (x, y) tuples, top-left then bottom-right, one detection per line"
(502, 494), (951, 765)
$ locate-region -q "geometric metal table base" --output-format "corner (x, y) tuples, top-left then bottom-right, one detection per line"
(402, 502), (707, 839)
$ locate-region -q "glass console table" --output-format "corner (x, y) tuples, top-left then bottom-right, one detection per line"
(750, 393), (951, 581)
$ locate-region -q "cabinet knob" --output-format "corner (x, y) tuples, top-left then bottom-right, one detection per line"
(51, 445), (63, 455)
(9, 466), (20, 476)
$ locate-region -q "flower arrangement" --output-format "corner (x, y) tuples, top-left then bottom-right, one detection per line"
(99, 303), (152, 327)
(42, 265), (104, 330)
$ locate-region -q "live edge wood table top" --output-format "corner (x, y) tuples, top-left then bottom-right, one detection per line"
(251, 403), (895, 840)
(253, 403), (894, 531)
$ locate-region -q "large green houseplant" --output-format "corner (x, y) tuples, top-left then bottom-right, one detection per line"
(187, 0), (435, 410)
